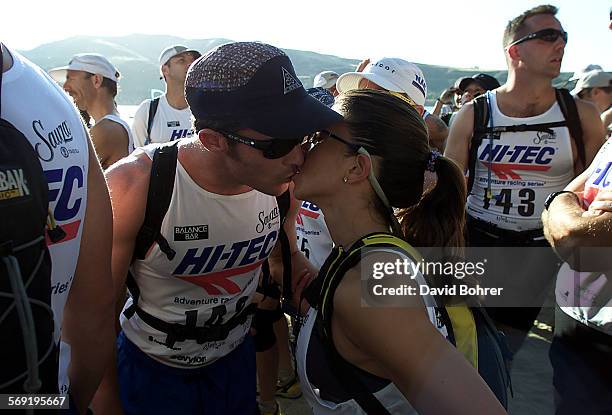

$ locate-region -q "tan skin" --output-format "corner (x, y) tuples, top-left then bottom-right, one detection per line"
(92, 130), (312, 413)
(3, 47), (115, 415)
(161, 52), (197, 110)
(63, 70), (129, 169)
(445, 14), (605, 175)
(293, 122), (506, 414)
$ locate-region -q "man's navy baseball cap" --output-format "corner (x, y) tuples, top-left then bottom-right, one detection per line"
(185, 42), (342, 138)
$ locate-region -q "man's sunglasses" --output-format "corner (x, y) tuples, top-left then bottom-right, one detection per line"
(221, 131), (304, 159)
(507, 28), (568, 48)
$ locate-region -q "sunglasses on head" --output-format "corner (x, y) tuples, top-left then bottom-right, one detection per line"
(221, 131), (303, 159)
(507, 28), (568, 48)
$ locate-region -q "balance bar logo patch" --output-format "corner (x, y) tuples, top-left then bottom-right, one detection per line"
(175, 225), (209, 241)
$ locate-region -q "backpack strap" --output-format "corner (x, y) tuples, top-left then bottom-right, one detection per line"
(145, 97), (161, 146)
(555, 88), (585, 170)
(124, 142), (178, 319)
(467, 94), (490, 195)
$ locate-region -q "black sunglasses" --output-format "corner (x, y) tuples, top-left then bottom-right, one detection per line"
(221, 131), (303, 159)
(305, 130), (360, 152)
(507, 28), (568, 48)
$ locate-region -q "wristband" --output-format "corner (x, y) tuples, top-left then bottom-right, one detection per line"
(544, 190), (578, 210)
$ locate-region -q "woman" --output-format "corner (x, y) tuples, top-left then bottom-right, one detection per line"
(292, 89), (506, 414)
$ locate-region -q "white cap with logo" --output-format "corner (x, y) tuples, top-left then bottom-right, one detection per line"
(49, 53), (120, 83)
(313, 71), (339, 89)
(159, 45), (200, 66)
(571, 70), (612, 96)
(336, 58), (428, 107)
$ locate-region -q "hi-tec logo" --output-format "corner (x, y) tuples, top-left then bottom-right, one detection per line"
(174, 225), (209, 241)
(172, 231), (278, 295)
(170, 128), (194, 141)
(0, 168), (30, 201)
(478, 144), (554, 180)
(296, 201), (321, 226)
(32, 120), (74, 162)
(412, 74), (427, 98)
(256, 207), (280, 233)
(282, 67), (302, 95)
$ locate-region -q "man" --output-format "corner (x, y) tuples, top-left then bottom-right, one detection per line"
(444, 4), (604, 354)
(542, 140), (612, 414)
(50, 53), (133, 170)
(313, 70), (339, 96)
(457, 73), (501, 106)
(336, 57), (449, 151)
(1, 44), (115, 413)
(571, 70), (612, 133)
(99, 41), (340, 415)
(132, 45), (201, 147)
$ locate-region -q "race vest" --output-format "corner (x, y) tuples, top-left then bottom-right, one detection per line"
(296, 200), (333, 270)
(121, 147), (280, 367)
(556, 140), (612, 335)
(467, 91), (574, 231)
(2, 47), (90, 394)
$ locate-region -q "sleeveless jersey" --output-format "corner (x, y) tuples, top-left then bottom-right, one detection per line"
(1, 47), (90, 393)
(296, 200), (333, 270)
(467, 91), (575, 231)
(98, 113), (134, 154)
(132, 95), (194, 147)
(121, 146), (280, 368)
(555, 140), (612, 335)
(296, 249), (447, 414)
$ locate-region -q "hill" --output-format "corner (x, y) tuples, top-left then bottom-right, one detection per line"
(20, 34), (574, 105)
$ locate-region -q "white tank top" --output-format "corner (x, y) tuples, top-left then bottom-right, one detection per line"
(555, 140), (612, 335)
(296, 249), (447, 414)
(98, 113), (134, 154)
(296, 201), (333, 270)
(467, 91), (575, 231)
(2, 47), (90, 393)
(120, 146), (280, 368)
(132, 95), (194, 147)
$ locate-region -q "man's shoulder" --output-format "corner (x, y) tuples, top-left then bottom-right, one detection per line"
(92, 117), (129, 139)
(105, 149), (152, 192)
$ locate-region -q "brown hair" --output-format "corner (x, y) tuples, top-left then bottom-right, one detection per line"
(503, 4), (558, 47)
(335, 89), (466, 249)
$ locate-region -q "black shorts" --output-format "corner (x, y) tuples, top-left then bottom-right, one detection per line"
(466, 216), (560, 332)
(549, 305), (612, 415)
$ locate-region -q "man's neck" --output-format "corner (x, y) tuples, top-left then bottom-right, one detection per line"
(165, 82), (189, 110)
(496, 70), (556, 117)
(89, 96), (118, 123)
(178, 138), (252, 196)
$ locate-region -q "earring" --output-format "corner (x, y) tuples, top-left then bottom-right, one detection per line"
(343, 177), (349, 183)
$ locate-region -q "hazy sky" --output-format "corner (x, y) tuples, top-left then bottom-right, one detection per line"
(3, 0), (611, 72)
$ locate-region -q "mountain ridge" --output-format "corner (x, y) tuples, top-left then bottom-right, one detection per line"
(19, 34), (573, 105)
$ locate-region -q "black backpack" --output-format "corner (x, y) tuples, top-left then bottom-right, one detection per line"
(144, 97), (161, 145)
(122, 141), (293, 349)
(467, 89), (585, 196)
(0, 43), (58, 395)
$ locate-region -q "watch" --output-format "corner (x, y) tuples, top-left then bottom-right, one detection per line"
(544, 191), (577, 210)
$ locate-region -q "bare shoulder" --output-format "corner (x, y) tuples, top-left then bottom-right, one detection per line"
(104, 149), (151, 226)
(91, 118), (128, 141)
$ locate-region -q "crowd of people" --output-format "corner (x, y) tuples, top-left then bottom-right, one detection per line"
(1, 3), (610, 415)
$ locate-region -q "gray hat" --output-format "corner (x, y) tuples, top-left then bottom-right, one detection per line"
(571, 70), (612, 95)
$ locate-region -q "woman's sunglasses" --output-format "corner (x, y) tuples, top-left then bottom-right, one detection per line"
(303, 130), (360, 152)
(221, 131), (304, 159)
(507, 28), (568, 48)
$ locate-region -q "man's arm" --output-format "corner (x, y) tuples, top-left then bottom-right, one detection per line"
(444, 103), (475, 173)
(574, 98), (606, 173)
(90, 121), (130, 170)
(131, 100), (150, 148)
(424, 113), (449, 152)
(61, 138), (115, 414)
(543, 190), (612, 271)
(90, 150), (151, 414)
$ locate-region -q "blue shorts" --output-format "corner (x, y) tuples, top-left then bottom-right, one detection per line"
(117, 331), (256, 415)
